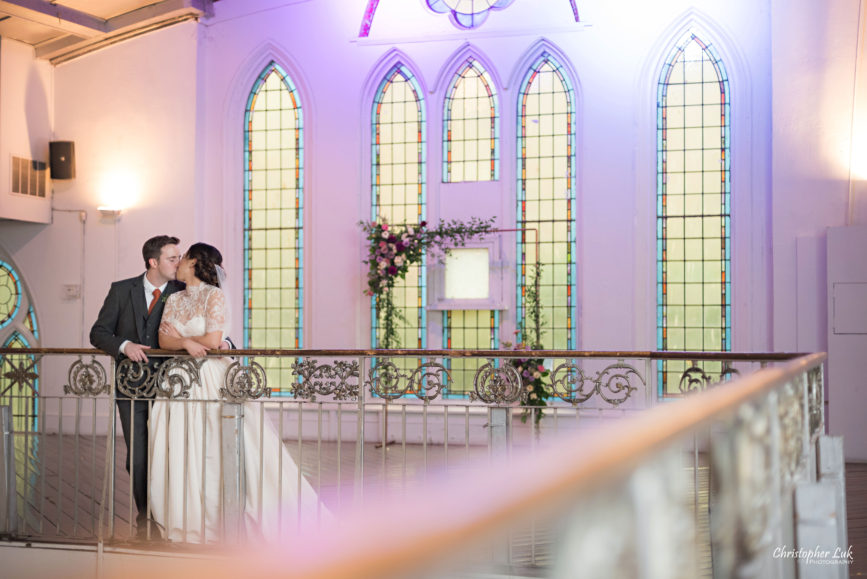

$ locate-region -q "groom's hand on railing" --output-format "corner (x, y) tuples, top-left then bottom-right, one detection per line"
(122, 342), (151, 363)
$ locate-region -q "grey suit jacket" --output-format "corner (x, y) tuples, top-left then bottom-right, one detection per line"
(90, 274), (184, 360)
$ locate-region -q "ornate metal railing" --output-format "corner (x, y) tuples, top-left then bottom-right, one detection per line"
(0, 347), (813, 569)
(191, 353), (838, 579)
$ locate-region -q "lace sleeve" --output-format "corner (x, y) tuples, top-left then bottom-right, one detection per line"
(158, 293), (180, 335)
(205, 287), (227, 335)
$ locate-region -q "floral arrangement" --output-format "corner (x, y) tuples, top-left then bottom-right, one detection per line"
(361, 216), (495, 349)
(510, 262), (549, 425)
(507, 342), (550, 425)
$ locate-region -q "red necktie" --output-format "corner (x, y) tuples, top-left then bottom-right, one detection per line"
(148, 288), (161, 315)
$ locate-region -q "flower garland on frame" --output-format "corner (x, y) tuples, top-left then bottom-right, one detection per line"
(361, 216), (495, 349)
(505, 262), (549, 425)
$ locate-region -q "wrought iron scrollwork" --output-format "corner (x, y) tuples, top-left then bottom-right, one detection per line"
(778, 381), (805, 485)
(409, 363), (450, 402)
(64, 356), (109, 396)
(366, 360), (450, 401)
(678, 363), (741, 394)
(291, 358), (359, 401)
(116, 359), (158, 398)
(155, 357), (204, 399)
(470, 360), (523, 405)
(222, 359), (270, 402)
(807, 368), (823, 437)
(596, 363), (643, 405)
(548, 361), (643, 406)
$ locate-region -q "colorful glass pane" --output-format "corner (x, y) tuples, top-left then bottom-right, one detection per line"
(23, 306), (38, 340)
(427, 0), (515, 29)
(516, 55), (576, 350)
(0, 332), (38, 430)
(443, 57), (499, 183)
(371, 64), (426, 350)
(443, 310), (499, 396)
(244, 62), (303, 394)
(0, 261), (22, 330)
(657, 34), (731, 395)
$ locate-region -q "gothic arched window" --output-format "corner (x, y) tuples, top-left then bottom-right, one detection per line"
(657, 33), (731, 394)
(516, 54), (576, 350)
(244, 62), (304, 392)
(371, 63), (427, 349)
(443, 57), (498, 182)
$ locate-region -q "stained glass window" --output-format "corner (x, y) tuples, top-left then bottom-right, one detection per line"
(443, 57), (498, 182)
(23, 306), (38, 339)
(0, 332), (38, 431)
(371, 64), (426, 349)
(443, 310), (499, 396)
(427, 0), (515, 29)
(657, 33), (731, 395)
(0, 256), (39, 435)
(516, 54), (576, 349)
(0, 261), (22, 330)
(244, 62), (304, 394)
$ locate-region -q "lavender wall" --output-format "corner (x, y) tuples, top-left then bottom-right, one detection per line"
(0, 0), (862, 412)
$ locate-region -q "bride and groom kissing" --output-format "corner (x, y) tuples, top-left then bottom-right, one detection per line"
(90, 235), (324, 543)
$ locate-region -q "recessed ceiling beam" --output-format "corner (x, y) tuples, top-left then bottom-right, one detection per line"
(0, 0), (106, 37)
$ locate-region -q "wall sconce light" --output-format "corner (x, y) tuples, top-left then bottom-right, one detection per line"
(97, 206), (122, 219)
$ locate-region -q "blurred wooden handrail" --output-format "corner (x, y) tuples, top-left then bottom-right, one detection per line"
(165, 352), (825, 579)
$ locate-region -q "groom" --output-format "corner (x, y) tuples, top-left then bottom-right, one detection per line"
(90, 235), (184, 537)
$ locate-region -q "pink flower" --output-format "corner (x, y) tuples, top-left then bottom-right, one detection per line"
(382, 224), (389, 231)
(537, 364), (545, 372)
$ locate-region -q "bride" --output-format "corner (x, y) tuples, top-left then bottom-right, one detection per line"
(148, 242), (325, 543)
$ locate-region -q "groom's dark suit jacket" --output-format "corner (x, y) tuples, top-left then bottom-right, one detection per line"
(90, 274), (184, 371)
(90, 273), (184, 524)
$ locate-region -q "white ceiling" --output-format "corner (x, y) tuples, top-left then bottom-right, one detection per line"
(0, 0), (214, 64)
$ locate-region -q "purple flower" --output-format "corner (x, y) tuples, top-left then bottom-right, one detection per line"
(387, 235), (397, 243)
(387, 265), (398, 275)
(395, 242), (405, 252)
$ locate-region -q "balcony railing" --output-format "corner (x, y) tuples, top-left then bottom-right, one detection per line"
(0, 348), (840, 577)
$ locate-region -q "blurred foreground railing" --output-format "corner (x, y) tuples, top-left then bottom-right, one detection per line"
(0, 348), (840, 577)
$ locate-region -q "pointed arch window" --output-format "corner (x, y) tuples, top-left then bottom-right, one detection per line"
(371, 64), (427, 349)
(244, 62), (304, 393)
(516, 54), (576, 349)
(657, 33), (731, 394)
(443, 57), (499, 182)
(0, 256), (39, 433)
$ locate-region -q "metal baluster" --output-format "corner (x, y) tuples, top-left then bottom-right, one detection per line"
(278, 400), (285, 536)
(90, 397), (97, 536)
(401, 404), (407, 493)
(336, 403), (342, 512)
(443, 405), (449, 471)
(57, 397), (64, 534)
(297, 400), (303, 529)
(201, 399), (207, 542)
(73, 397), (81, 537)
(317, 401), (323, 523)
(354, 357), (365, 506)
(106, 361), (116, 539)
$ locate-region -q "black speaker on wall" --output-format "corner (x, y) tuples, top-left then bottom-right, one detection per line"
(49, 141), (75, 180)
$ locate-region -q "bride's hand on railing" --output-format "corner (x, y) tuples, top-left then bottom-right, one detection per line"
(182, 338), (208, 358)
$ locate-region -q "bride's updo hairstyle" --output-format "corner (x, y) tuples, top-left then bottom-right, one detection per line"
(186, 243), (223, 287)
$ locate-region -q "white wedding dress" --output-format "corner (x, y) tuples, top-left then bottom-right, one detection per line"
(148, 283), (325, 543)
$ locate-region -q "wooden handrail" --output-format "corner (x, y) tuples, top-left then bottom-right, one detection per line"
(170, 352), (825, 579)
(0, 347), (808, 361)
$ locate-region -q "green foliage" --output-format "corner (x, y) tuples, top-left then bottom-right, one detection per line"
(361, 216), (495, 348)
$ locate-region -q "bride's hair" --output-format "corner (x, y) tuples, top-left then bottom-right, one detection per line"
(186, 242), (223, 287)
